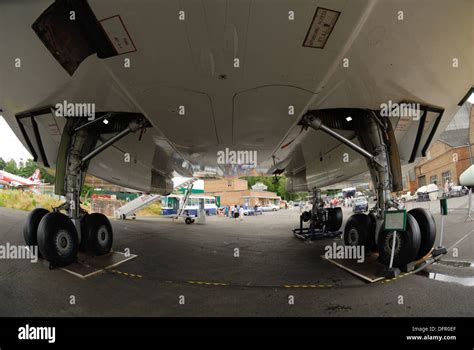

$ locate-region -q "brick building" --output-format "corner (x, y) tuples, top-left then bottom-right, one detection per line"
(414, 104), (474, 189)
(204, 178), (281, 207)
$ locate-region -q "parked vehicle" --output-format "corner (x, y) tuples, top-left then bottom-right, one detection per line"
(261, 204), (279, 212)
(416, 184), (439, 201)
(160, 194), (217, 216)
(400, 191), (416, 202)
(243, 206), (263, 215)
(448, 185), (469, 197)
(352, 197), (368, 213)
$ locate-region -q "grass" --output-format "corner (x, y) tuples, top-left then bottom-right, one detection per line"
(136, 202), (162, 216)
(0, 189), (61, 211)
(0, 189), (91, 212)
(0, 188), (160, 216)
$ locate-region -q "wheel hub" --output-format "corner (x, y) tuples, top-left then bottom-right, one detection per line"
(348, 228), (359, 245)
(55, 230), (73, 256)
(97, 225), (109, 247)
(384, 232), (402, 256)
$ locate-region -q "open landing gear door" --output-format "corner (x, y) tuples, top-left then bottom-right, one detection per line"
(32, 0), (118, 76)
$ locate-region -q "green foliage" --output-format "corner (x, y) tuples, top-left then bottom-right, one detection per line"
(82, 184), (93, 198)
(0, 157), (6, 170)
(240, 175), (290, 200)
(4, 159), (18, 174)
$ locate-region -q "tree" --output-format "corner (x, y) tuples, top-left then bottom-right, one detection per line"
(17, 159), (37, 178)
(240, 175), (290, 200)
(0, 157), (5, 170)
(4, 159), (18, 174)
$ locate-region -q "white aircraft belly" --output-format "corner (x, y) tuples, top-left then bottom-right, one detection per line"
(0, 0), (472, 193)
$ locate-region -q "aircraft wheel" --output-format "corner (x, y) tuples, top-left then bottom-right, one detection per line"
(367, 212), (378, 252)
(378, 213), (421, 267)
(185, 217), (193, 225)
(343, 214), (374, 252)
(23, 208), (49, 259)
(83, 213), (113, 255)
(408, 208), (436, 259)
(326, 207), (343, 232)
(79, 213), (89, 251)
(301, 211), (312, 222)
(37, 212), (79, 267)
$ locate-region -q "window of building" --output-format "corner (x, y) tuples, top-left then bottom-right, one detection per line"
(442, 171), (451, 184)
(430, 175), (437, 185)
(418, 175), (426, 187)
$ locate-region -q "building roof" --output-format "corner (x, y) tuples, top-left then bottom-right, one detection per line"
(439, 128), (469, 148)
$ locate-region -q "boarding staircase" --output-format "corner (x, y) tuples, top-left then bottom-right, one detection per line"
(115, 193), (161, 219)
(174, 177), (197, 219)
(115, 177), (198, 220)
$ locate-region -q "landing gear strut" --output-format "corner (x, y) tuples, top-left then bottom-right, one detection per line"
(301, 109), (437, 268)
(23, 112), (149, 267)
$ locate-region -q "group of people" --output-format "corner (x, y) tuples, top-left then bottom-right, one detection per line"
(342, 196), (354, 208)
(219, 204), (261, 220)
(318, 196), (345, 208)
(443, 180), (456, 196)
(228, 205), (244, 220)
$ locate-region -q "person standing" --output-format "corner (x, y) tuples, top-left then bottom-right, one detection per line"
(239, 205), (244, 221)
(444, 180), (449, 197)
(234, 205), (239, 221)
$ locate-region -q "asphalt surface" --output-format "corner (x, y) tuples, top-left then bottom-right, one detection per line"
(0, 196), (473, 317)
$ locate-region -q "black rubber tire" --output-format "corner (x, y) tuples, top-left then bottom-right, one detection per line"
(301, 211), (312, 222)
(83, 213), (113, 255)
(23, 208), (49, 259)
(378, 213), (421, 267)
(79, 213), (89, 251)
(408, 208), (436, 259)
(326, 207), (343, 232)
(343, 214), (374, 253)
(185, 217), (193, 225)
(37, 212), (79, 267)
(367, 212), (378, 252)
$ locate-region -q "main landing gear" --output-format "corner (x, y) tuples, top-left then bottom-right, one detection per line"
(301, 109), (437, 268)
(23, 112), (149, 267)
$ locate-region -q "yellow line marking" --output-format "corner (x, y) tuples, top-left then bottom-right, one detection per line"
(382, 270), (418, 283)
(188, 281), (228, 286)
(282, 284), (332, 288)
(109, 269), (143, 279)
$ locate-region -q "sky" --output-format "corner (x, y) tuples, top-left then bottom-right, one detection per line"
(0, 115), (32, 163)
